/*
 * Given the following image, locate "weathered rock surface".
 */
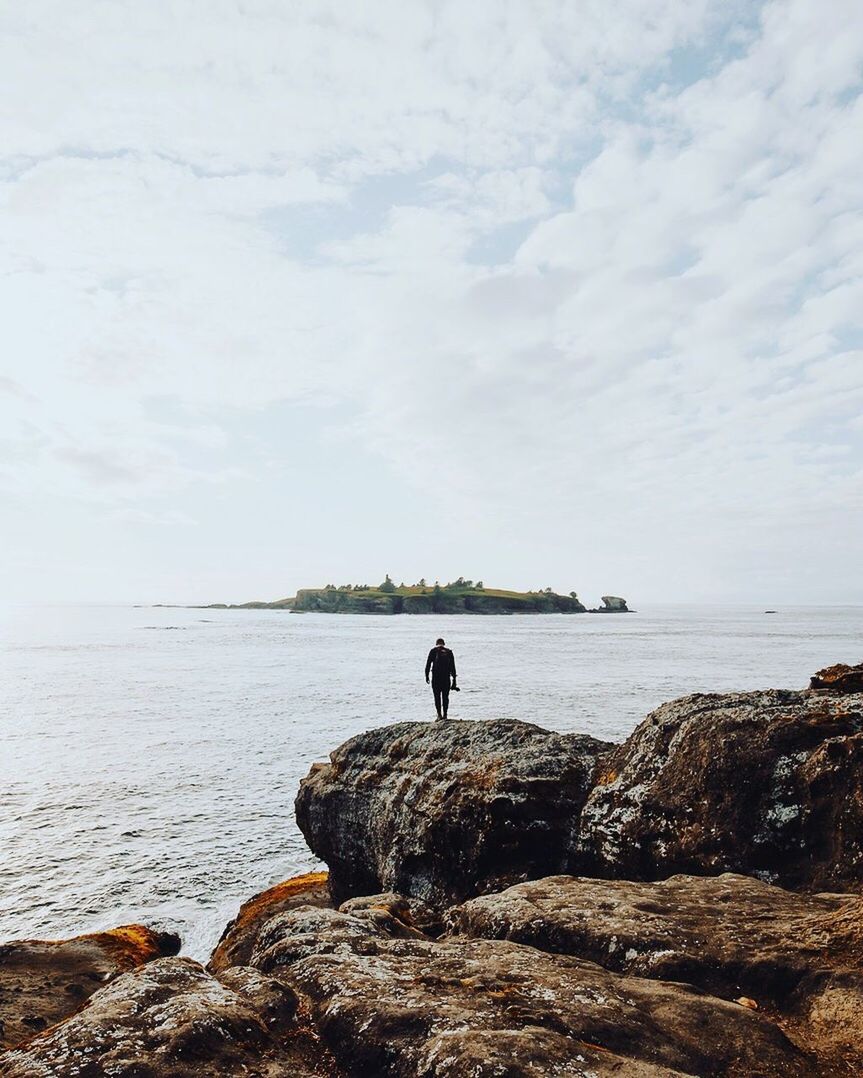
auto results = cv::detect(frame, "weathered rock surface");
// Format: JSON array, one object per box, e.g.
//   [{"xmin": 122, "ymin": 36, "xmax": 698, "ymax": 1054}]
[
  {"xmin": 2, "ymin": 957, "xmax": 343, "ymax": 1077},
  {"xmin": 0, "ymin": 925, "xmax": 180, "ymax": 1051},
  {"xmin": 250, "ymin": 904, "xmax": 431, "ymax": 971},
  {"xmin": 295, "ymin": 719, "xmax": 612, "ymax": 907},
  {"xmin": 810, "ymin": 661, "xmax": 863, "ymax": 694},
  {"xmin": 10, "ymin": 668, "xmax": 863, "ymax": 1076},
  {"xmin": 338, "ymin": 892, "xmax": 442, "ymax": 935},
  {"xmin": 575, "ymin": 688, "xmax": 863, "ymax": 891},
  {"xmin": 209, "ymin": 871, "xmax": 330, "ymax": 972},
  {"xmin": 247, "ymin": 905, "xmax": 814, "ymax": 1077},
  {"xmin": 446, "ymin": 872, "xmax": 863, "ymax": 1074},
  {"xmin": 592, "ymin": 595, "xmax": 630, "ymax": 612}
]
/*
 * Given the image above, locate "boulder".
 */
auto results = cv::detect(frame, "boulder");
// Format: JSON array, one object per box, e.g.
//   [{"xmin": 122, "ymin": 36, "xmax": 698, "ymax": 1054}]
[
  {"xmin": 810, "ymin": 662, "xmax": 863, "ymax": 694},
  {"xmin": 338, "ymin": 892, "xmax": 443, "ymax": 935},
  {"xmin": 0, "ymin": 924, "xmax": 180, "ymax": 1050},
  {"xmin": 295, "ymin": 719, "xmax": 612, "ymax": 907},
  {"xmin": 209, "ymin": 871, "xmax": 330, "ymax": 972},
  {"xmin": 574, "ymin": 688, "xmax": 863, "ymax": 891},
  {"xmin": 2, "ymin": 957, "xmax": 342, "ymax": 1077},
  {"xmin": 247, "ymin": 906, "xmax": 814, "ymax": 1077},
  {"xmin": 593, "ymin": 595, "xmax": 629, "ymax": 611},
  {"xmin": 446, "ymin": 872, "xmax": 863, "ymax": 1073},
  {"xmin": 250, "ymin": 904, "xmax": 430, "ymax": 971}
]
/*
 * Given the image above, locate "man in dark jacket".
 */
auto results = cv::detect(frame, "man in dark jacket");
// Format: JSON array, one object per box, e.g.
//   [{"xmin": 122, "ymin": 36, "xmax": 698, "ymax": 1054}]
[{"xmin": 425, "ymin": 637, "xmax": 457, "ymax": 720}]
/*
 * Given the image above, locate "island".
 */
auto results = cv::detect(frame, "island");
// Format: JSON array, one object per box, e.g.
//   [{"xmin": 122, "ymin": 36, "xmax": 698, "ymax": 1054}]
[{"xmin": 200, "ymin": 577, "xmax": 631, "ymax": 614}]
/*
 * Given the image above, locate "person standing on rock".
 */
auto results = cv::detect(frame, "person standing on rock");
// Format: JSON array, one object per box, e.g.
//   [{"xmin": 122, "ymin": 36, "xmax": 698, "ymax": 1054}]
[{"xmin": 425, "ymin": 637, "xmax": 458, "ymax": 720}]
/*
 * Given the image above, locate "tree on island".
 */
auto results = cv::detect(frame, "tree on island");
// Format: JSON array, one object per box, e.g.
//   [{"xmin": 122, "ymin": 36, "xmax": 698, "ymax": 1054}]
[
  {"xmin": 379, "ymin": 574, "xmax": 396, "ymax": 593},
  {"xmin": 445, "ymin": 577, "xmax": 473, "ymax": 590},
  {"xmin": 476, "ymin": 581, "xmax": 484, "ymax": 590}
]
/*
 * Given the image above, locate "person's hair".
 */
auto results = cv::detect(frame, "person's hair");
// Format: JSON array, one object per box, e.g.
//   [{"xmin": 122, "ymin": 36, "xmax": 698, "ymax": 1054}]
[{"xmin": 436, "ymin": 637, "xmax": 445, "ymax": 645}]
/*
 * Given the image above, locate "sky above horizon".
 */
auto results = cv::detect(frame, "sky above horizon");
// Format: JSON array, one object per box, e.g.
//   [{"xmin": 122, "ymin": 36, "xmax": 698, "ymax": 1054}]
[{"xmin": 1, "ymin": 0, "xmax": 862, "ymax": 606}]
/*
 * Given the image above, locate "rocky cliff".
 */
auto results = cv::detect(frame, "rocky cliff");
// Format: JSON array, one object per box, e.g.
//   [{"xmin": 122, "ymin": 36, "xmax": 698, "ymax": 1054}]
[
  {"xmin": 295, "ymin": 719, "xmax": 612, "ymax": 906},
  {"xmin": 284, "ymin": 585, "xmax": 590, "ymax": 615},
  {"xmin": 206, "ymin": 579, "xmax": 631, "ymax": 614},
  {"xmin": 4, "ymin": 662, "xmax": 863, "ymax": 1076},
  {"xmin": 297, "ymin": 680, "xmax": 863, "ymax": 901}
]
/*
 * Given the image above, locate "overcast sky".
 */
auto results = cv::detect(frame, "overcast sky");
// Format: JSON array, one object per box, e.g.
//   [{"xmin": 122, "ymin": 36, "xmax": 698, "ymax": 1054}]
[{"xmin": 1, "ymin": 0, "xmax": 861, "ymax": 606}]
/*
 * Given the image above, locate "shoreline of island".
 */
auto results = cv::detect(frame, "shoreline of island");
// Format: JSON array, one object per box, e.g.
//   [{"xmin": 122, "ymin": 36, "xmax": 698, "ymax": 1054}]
[{"xmin": 158, "ymin": 576, "xmax": 633, "ymax": 615}]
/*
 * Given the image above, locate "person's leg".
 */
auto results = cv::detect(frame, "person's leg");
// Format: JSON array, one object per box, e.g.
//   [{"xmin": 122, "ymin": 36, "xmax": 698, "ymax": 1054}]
[
  {"xmin": 441, "ymin": 684, "xmax": 450, "ymax": 719},
  {"xmin": 433, "ymin": 684, "xmax": 442, "ymax": 719}
]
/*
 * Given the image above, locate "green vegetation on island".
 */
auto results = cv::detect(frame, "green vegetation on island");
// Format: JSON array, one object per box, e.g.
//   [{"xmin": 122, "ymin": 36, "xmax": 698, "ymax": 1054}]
[{"xmin": 207, "ymin": 577, "xmax": 630, "ymax": 615}]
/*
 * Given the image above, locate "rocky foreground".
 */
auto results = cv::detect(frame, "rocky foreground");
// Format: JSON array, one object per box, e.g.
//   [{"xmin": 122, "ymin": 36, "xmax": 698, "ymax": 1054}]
[{"xmin": 2, "ymin": 662, "xmax": 862, "ymax": 1076}]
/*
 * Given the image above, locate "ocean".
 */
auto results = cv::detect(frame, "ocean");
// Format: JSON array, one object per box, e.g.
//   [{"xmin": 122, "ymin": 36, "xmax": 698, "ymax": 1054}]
[{"xmin": 1, "ymin": 602, "xmax": 861, "ymax": 959}]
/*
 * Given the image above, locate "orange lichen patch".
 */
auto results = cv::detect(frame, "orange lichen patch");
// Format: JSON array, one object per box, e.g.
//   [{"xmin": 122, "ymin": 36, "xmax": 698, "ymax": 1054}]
[
  {"xmin": 233, "ymin": 872, "xmax": 329, "ymax": 931},
  {"xmin": 594, "ymin": 768, "xmax": 618, "ymax": 787},
  {"xmin": 209, "ymin": 871, "xmax": 332, "ymax": 970},
  {"xmin": 813, "ymin": 664, "xmax": 854, "ymax": 683},
  {"xmin": 0, "ymin": 927, "xmax": 179, "ymax": 1051},
  {"xmin": 810, "ymin": 663, "xmax": 863, "ymax": 694},
  {"xmin": 14, "ymin": 925, "xmax": 175, "ymax": 969},
  {"xmin": 92, "ymin": 925, "xmax": 178, "ymax": 967}
]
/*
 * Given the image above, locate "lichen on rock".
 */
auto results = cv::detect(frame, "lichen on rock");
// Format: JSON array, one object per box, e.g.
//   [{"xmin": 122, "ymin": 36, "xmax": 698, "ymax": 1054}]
[
  {"xmin": 2, "ymin": 957, "xmax": 341, "ymax": 1077},
  {"xmin": 295, "ymin": 719, "xmax": 613, "ymax": 907},
  {"xmin": 209, "ymin": 871, "xmax": 330, "ymax": 972},
  {"xmin": 445, "ymin": 871, "xmax": 863, "ymax": 1073},
  {"xmin": 573, "ymin": 688, "xmax": 863, "ymax": 891},
  {"xmin": 0, "ymin": 924, "xmax": 180, "ymax": 1051},
  {"xmin": 240, "ymin": 905, "xmax": 814, "ymax": 1077}
]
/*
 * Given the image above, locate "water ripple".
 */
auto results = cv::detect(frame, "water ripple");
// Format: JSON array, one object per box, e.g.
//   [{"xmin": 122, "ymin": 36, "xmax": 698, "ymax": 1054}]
[{"xmin": 1, "ymin": 602, "xmax": 861, "ymax": 959}]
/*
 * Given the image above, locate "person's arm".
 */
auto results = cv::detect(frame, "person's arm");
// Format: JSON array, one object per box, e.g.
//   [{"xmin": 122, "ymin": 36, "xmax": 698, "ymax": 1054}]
[
  {"xmin": 450, "ymin": 650, "xmax": 457, "ymax": 684},
  {"xmin": 425, "ymin": 649, "xmax": 434, "ymax": 683}
]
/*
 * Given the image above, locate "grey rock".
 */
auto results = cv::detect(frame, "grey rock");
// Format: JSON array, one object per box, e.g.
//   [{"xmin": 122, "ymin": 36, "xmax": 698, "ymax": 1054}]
[
  {"xmin": 446, "ymin": 872, "xmax": 863, "ymax": 1074},
  {"xmin": 0, "ymin": 925, "xmax": 179, "ymax": 1051},
  {"xmin": 295, "ymin": 719, "xmax": 612, "ymax": 907},
  {"xmin": 2, "ymin": 956, "xmax": 342, "ymax": 1077},
  {"xmin": 338, "ymin": 892, "xmax": 443, "ymax": 935},
  {"xmin": 247, "ymin": 906, "xmax": 814, "ymax": 1077},
  {"xmin": 574, "ymin": 689, "xmax": 863, "ymax": 892},
  {"xmin": 209, "ymin": 871, "xmax": 330, "ymax": 972}
]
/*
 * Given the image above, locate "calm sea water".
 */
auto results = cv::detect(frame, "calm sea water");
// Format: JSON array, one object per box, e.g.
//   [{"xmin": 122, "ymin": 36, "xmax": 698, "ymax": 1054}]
[{"xmin": 1, "ymin": 603, "xmax": 861, "ymax": 959}]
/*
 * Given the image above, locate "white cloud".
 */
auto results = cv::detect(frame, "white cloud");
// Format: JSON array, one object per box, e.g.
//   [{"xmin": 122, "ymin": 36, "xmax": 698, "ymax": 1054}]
[{"xmin": 0, "ymin": 0, "xmax": 861, "ymax": 602}]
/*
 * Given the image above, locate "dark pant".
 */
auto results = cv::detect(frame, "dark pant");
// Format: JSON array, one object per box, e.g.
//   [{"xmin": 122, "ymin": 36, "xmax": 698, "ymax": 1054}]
[{"xmin": 432, "ymin": 681, "xmax": 450, "ymax": 717}]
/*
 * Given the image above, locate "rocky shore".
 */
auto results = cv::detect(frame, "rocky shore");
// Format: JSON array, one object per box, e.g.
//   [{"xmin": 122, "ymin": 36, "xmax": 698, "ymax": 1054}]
[
  {"xmin": 196, "ymin": 578, "xmax": 631, "ymax": 615},
  {"xmin": 3, "ymin": 662, "xmax": 861, "ymax": 1076}
]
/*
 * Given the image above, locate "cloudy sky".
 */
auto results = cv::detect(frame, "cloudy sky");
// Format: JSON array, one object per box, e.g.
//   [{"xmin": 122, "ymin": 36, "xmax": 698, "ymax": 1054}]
[{"xmin": 1, "ymin": 0, "xmax": 861, "ymax": 605}]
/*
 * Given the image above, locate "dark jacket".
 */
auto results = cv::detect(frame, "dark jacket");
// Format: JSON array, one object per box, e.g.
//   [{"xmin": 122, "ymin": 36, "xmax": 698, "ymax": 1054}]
[{"xmin": 425, "ymin": 646, "xmax": 457, "ymax": 685}]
